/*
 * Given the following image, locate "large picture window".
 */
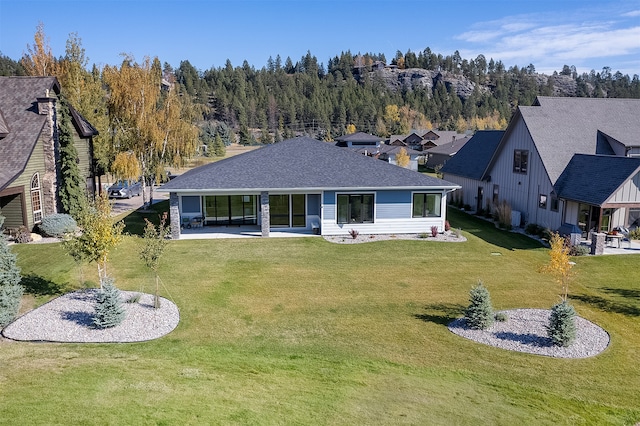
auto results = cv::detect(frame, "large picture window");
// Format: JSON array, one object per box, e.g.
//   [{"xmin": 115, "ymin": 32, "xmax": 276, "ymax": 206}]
[
  {"xmin": 412, "ymin": 193, "xmax": 442, "ymax": 218},
  {"xmin": 337, "ymin": 194, "xmax": 374, "ymax": 224},
  {"xmin": 513, "ymin": 150, "xmax": 528, "ymax": 174}
]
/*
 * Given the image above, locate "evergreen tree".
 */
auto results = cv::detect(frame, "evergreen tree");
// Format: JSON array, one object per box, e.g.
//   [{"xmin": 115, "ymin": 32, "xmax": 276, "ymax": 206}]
[
  {"xmin": 0, "ymin": 232, "xmax": 23, "ymax": 327},
  {"xmin": 464, "ymin": 281, "xmax": 494, "ymax": 330},
  {"xmin": 93, "ymin": 276, "xmax": 126, "ymax": 328},
  {"xmin": 213, "ymin": 133, "xmax": 226, "ymax": 157},
  {"xmin": 547, "ymin": 300, "xmax": 577, "ymax": 347},
  {"xmin": 58, "ymin": 99, "xmax": 87, "ymax": 220}
]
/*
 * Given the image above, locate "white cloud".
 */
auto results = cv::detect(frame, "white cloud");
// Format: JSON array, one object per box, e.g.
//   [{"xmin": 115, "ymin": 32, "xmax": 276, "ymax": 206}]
[
  {"xmin": 622, "ymin": 10, "xmax": 640, "ymax": 17},
  {"xmin": 454, "ymin": 10, "xmax": 640, "ymax": 75}
]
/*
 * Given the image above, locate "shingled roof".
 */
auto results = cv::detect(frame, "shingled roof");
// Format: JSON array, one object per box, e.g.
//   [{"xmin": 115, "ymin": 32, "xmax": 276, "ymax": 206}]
[
  {"xmin": 159, "ymin": 136, "xmax": 459, "ymax": 192},
  {"xmin": 440, "ymin": 130, "xmax": 504, "ymax": 180},
  {"xmin": 0, "ymin": 76, "xmax": 60, "ymax": 190},
  {"xmin": 554, "ymin": 154, "xmax": 640, "ymax": 206},
  {"xmin": 513, "ymin": 97, "xmax": 640, "ymax": 184}
]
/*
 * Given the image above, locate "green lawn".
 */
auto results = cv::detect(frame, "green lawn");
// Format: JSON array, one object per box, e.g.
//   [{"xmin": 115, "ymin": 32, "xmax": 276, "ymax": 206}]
[{"xmin": 1, "ymin": 208, "xmax": 639, "ymax": 425}]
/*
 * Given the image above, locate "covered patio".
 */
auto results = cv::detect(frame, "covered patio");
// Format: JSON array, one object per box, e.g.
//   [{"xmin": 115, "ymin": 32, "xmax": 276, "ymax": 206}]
[{"xmin": 178, "ymin": 225, "xmax": 320, "ymax": 240}]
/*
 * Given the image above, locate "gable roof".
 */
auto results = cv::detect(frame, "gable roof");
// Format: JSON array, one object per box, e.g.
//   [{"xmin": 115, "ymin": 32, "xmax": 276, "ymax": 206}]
[
  {"xmin": 0, "ymin": 76, "xmax": 60, "ymax": 190},
  {"xmin": 554, "ymin": 154, "xmax": 640, "ymax": 206},
  {"xmin": 512, "ymin": 96, "xmax": 640, "ymax": 184},
  {"xmin": 440, "ymin": 131, "xmax": 504, "ymax": 180},
  {"xmin": 427, "ymin": 136, "xmax": 471, "ymax": 156},
  {"xmin": 335, "ymin": 131, "xmax": 383, "ymax": 143},
  {"xmin": 159, "ymin": 136, "xmax": 459, "ymax": 193}
]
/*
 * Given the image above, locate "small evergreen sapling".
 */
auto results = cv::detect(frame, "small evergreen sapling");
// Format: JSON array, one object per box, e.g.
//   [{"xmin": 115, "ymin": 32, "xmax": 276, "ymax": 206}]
[
  {"xmin": 0, "ymin": 233, "xmax": 23, "ymax": 327},
  {"xmin": 93, "ymin": 276, "xmax": 126, "ymax": 329},
  {"xmin": 465, "ymin": 280, "xmax": 494, "ymax": 330},
  {"xmin": 547, "ymin": 300, "xmax": 577, "ymax": 347}
]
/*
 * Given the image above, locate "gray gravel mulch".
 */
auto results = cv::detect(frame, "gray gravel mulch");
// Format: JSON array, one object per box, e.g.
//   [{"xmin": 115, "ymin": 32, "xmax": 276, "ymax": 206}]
[
  {"xmin": 2, "ymin": 289, "xmax": 179, "ymax": 343},
  {"xmin": 448, "ymin": 309, "xmax": 610, "ymax": 358}
]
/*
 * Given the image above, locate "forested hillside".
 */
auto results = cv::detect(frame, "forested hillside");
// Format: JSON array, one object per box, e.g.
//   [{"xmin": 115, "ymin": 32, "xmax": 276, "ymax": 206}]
[{"xmin": 2, "ymin": 45, "xmax": 639, "ymax": 160}]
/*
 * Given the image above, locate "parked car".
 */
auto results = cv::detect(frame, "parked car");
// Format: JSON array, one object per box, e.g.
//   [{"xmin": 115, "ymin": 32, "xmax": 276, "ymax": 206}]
[{"xmin": 107, "ymin": 180, "xmax": 142, "ymax": 199}]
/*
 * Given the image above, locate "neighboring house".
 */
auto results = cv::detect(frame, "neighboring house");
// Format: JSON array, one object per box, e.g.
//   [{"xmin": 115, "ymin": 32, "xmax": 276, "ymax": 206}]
[
  {"xmin": 158, "ymin": 136, "xmax": 460, "ymax": 239},
  {"xmin": 425, "ymin": 136, "xmax": 471, "ymax": 169},
  {"xmin": 441, "ymin": 97, "xmax": 640, "ymax": 236},
  {"xmin": 335, "ymin": 132, "xmax": 383, "ymax": 149},
  {"xmin": 390, "ymin": 129, "xmax": 467, "ymax": 151},
  {"xmin": 377, "ymin": 145, "xmax": 421, "ymax": 171},
  {"xmin": 0, "ymin": 76, "xmax": 98, "ymax": 231}
]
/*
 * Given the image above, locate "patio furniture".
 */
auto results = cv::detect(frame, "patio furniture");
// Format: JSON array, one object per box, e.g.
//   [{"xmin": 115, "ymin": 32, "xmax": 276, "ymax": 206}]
[
  {"xmin": 605, "ymin": 233, "xmax": 623, "ymax": 248},
  {"xmin": 190, "ymin": 216, "xmax": 204, "ymax": 228}
]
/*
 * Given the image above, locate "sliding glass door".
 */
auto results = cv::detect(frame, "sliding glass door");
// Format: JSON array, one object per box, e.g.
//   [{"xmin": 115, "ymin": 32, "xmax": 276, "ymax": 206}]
[
  {"xmin": 269, "ymin": 194, "xmax": 306, "ymax": 228},
  {"xmin": 204, "ymin": 195, "xmax": 257, "ymax": 225}
]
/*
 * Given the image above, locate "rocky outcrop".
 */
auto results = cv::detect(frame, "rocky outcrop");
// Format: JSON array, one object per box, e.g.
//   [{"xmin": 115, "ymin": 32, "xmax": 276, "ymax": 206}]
[{"xmin": 365, "ymin": 67, "xmax": 593, "ymax": 100}]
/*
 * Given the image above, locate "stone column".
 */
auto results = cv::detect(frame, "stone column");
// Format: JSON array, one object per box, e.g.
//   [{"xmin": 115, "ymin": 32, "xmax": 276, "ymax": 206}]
[
  {"xmin": 260, "ymin": 191, "xmax": 270, "ymax": 237},
  {"xmin": 590, "ymin": 232, "xmax": 605, "ymax": 255},
  {"xmin": 169, "ymin": 192, "xmax": 181, "ymax": 240},
  {"xmin": 38, "ymin": 96, "xmax": 59, "ymax": 216}
]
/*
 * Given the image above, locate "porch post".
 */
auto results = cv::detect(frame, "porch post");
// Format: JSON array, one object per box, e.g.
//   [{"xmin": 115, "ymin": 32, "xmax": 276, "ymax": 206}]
[
  {"xmin": 261, "ymin": 191, "xmax": 270, "ymax": 237},
  {"xmin": 169, "ymin": 192, "xmax": 181, "ymax": 240}
]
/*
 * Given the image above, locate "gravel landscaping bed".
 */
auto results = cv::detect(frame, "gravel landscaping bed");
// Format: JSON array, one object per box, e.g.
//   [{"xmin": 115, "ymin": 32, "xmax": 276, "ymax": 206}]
[
  {"xmin": 324, "ymin": 231, "xmax": 466, "ymax": 244},
  {"xmin": 2, "ymin": 290, "xmax": 179, "ymax": 343},
  {"xmin": 448, "ymin": 309, "xmax": 610, "ymax": 358}
]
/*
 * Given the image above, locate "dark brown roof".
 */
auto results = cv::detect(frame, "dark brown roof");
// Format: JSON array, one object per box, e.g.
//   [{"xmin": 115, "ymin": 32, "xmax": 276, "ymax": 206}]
[{"xmin": 0, "ymin": 76, "xmax": 60, "ymax": 190}]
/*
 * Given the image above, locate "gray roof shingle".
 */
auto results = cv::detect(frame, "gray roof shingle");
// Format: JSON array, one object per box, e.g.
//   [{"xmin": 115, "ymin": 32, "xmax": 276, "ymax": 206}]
[
  {"xmin": 554, "ymin": 154, "xmax": 640, "ymax": 206},
  {"xmin": 0, "ymin": 76, "xmax": 60, "ymax": 190},
  {"xmin": 519, "ymin": 97, "xmax": 640, "ymax": 184},
  {"xmin": 160, "ymin": 136, "xmax": 459, "ymax": 192},
  {"xmin": 440, "ymin": 131, "xmax": 504, "ymax": 180}
]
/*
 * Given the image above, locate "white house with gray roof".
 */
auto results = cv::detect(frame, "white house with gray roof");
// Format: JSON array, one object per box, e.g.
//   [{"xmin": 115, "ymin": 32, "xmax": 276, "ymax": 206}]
[
  {"xmin": 158, "ymin": 136, "xmax": 460, "ymax": 239},
  {"xmin": 442, "ymin": 97, "xmax": 640, "ymax": 237}
]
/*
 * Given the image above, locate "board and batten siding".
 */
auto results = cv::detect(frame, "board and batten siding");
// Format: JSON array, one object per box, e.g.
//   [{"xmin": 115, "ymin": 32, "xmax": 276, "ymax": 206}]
[
  {"xmin": 440, "ymin": 175, "xmax": 481, "ymax": 210},
  {"xmin": 607, "ymin": 172, "xmax": 640, "ymax": 204},
  {"xmin": 321, "ymin": 189, "xmax": 448, "ymax": 236},
  {"xmin": 487, "ymin": 117, "xmax": 562, "ymax": 230}
]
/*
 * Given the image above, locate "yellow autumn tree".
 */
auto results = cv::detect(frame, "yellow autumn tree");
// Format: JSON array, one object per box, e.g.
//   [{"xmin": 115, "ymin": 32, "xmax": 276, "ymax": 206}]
[
  {"xmin": 540, "ymin": 232, "xmax": 574, "ymax": 301},
  {"xmin": 20, "ymin": 22, "xmax": 58, "ymax": 77},
  {"xmin": 103, "ymin": 56, "xmax": 198, "ymax": 208},
  {"xmin": 63, "ymin": 192, "xmax": 124, "ymax": 286},
  {"xmin": 395, "ymin": 147, "xmax": 410, "ymax": 168},
  {"xmin": 346, "ymin": 123, "xmax": 356, "ymax": 134}
]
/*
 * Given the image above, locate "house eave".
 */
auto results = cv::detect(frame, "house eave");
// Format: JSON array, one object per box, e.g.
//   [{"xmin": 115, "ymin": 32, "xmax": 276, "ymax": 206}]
[{"xmin": 157, "ymin": 185, "xmax": 461, "ymax": 194}]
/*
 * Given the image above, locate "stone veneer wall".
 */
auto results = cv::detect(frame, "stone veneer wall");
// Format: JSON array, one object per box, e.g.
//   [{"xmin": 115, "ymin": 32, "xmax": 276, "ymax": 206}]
[
  {"xmin": 37, "ymin": 96, "xmax": 59, "ymax": 217},
  {"xmin": 170, "ymin": 192, "xmax": 180, "ymax": 239},
  {"xmin": 261, "ymin": 191, "xmax": 270, "ymax": 237}
]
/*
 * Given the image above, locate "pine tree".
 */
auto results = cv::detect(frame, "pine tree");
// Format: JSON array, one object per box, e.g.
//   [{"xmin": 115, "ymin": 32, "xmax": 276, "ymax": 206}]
[
  {"xmin": 0, "ymin": 233, "xmax": 23, "ymax": 327},
  {"xmin": 547, "ymin": 300, "xmax": 577, "ymax": 347},
  {"xmin": 465, "ymin": 280, "xmax": 494, "ymax": 330},
  {"xmin": 93, "ymin": 276, "xmax": 126, "ymax": 328},
  {"xmin": 58, "ymin": 99, "xmax": 87, "ymax": 220}
]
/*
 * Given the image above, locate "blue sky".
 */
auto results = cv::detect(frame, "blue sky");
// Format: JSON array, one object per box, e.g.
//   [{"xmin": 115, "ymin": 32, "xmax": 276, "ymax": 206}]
[{"xmin": 1, "ymin": 0, "xmax": 639, "ymax": 76}]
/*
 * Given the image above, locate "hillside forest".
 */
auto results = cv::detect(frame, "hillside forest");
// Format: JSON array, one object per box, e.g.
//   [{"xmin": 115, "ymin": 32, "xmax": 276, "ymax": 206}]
[{"xmin": 2, "ymin": 24, "xmax": 639, "ymax": 181}]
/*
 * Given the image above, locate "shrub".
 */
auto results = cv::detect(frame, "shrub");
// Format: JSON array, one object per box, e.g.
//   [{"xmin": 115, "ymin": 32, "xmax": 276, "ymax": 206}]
[
  {"xmin": 14, "ymin": 226, "xmax": 32, "ymax": 244},
  {"xmin": 463, "ymin": 204, "xmax": 472, "ymax": 211},
  {"xmin": 0, "ymin": 234, "xmax": 23, "ymax": 327},
  {"xmin": 454, "ymin": 228, "xmax": 461, "ymax": 239},
  {"xmin": 93, "ymin": 276, "xmax": 126, "ymax": 329},
  {"xmin": 431, "ymin": 226, "xmax": 439, "ymax": 237},
  {"xmin": 525, "ymin": 223, "xmax": 542, "ymax": 235},
  {"xmin": 629, "ymin": 228, "xmax": 640, "ymax": 240},
  {"xmin": 494, "ymin": 312, "xmax": 508, "ymax": 322},
  {"xmin": 465, "ymin": 281, "xmax": 494, "ymax": 330},
  {"xmin": 444, "ymin": 220, "xmax": 450, "ymax": 232},
  {"xmin": 547, "ymin": 300, "xmax": 577, "ymax": 347},
  {"xmin": 418, "ymin": 233, "xmax": 429, "ymax": 239},
  {"xmin": 38, "ymin": 213, "xmax": 78, "ymax": 237},
  {"xmin": 494, "ymin": 200, "xmax": 512, "ymax": 229},
  {"xmin": 349, "ymin": 229, "xmax": 359, "ymax": 239}
]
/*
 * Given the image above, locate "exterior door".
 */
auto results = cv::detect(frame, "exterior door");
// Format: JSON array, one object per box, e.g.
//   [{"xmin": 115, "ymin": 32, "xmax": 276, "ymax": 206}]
[{"xmin": 476, "ymin": 187, "xmax": 484, "ymax": 212}]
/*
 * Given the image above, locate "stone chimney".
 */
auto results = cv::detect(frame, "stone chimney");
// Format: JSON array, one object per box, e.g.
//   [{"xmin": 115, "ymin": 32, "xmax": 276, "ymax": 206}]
[{"xmin": 37, "ymin": 91, "xmax": 59, "ymax": 216}]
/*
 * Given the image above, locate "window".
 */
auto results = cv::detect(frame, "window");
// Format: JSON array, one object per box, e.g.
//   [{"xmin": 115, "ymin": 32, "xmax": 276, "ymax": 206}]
[
  {"xmin": 31, "ymin": 173, "xmax": 42, "ymax": 223},
  {"xmin": 539, "ymin": 194, "xmax": 547, "ymax": 209},
  {"xmin": 337, "ymin": 194, "xmax": 374, "ymax": 224},
  {"xmin": 181, "ymin": 196, "xmax": 201, "ymax": 214},
  {"xmin": 550, "ymin": 194, "xmax": 559, "ymax": 212},
  {"xmin": 492, "ymin": 185, "xmax": 499, "ymax": 204},
  {"xmin": 269, "ymin": 194, "xmax": 306, "ymax": 227},
  {"xmin": 513, "ymin": 150, "xmax": 528, "ymax": 174},
  {"xmin": 412, "ymin": 193, "xmax": 442, "ymax": 218}
]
